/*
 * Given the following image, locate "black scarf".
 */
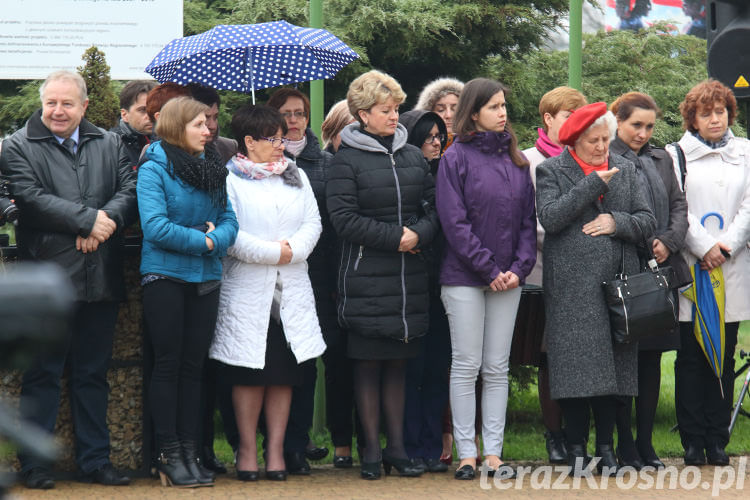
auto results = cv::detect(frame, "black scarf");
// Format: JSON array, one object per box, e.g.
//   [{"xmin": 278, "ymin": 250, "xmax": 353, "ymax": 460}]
[{"xmin": 161, "ymin": 141, "xmax": 228, "ymax": 209}]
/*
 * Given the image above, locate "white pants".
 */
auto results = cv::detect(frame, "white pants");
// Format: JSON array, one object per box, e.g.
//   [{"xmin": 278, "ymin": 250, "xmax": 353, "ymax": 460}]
[{"xmin": 441, "ymin": 285, "xmax": 522, "ymax": 459}]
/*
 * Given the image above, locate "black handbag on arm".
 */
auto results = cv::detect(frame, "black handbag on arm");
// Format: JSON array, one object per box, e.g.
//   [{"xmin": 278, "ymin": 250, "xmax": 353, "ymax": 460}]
[{"xmin": 602, "ymin": 232, "xmax": 678, "ymax": 344}]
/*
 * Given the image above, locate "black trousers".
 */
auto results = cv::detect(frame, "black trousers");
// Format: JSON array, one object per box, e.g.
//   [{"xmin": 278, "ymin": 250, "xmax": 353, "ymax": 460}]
[
  {"xmin": 143, "ymin": 280, "xmax": 219, "ymax": 443},
  {"xmin": 404, "ymin": 297, "xmax": 451, "ymax": 460},
  {"xmin": 559, "ymin": 395, "xmax": 617, "ymax": 446},
  {"xmin": 283, "ymin": 359, "xmax": 317, "ymax": 454},
  {"xmin": 322, "ymin": 322, "xmax": 358, "ymax": 448},
  {"xmin": 18, "ymin": 301, "xmax": 119, "ymax": 474},
  {"xmin": 675, "ymin": 321, "xmax": 738, "ymax": 449}
]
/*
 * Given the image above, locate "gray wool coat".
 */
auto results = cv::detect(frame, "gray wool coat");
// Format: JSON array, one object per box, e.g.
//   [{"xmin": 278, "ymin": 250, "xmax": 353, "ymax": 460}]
[{"xmin": 536, "ymin": 150, "xmax": 656, "ymax": 399}]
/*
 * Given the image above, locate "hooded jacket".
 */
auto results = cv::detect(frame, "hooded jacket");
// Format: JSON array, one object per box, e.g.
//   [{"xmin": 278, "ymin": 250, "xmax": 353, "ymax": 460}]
[
  {"xmin": 0, "ymin": 110, "xmax": 137, "ymax": 302},
  {"xmin": 436, "ymin": 132, "xmax": 537, "ymax": 287},
  {"xmin": 415, "ymin": 78, "xmax": 464, "ymax": 113},
  {"xmin": 667, "ymin": 131, "xmax": 750, "ymax": 323},
  {"xmin": 326, "ymin": 123, "xmax": 440, "ymax": 342}
]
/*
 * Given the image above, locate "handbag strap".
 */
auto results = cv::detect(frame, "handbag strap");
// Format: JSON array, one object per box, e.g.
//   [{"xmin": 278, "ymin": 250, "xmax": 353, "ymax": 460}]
[{"xmin": 670, "ymin": 142, "xmax": 687, "ymax": 191}]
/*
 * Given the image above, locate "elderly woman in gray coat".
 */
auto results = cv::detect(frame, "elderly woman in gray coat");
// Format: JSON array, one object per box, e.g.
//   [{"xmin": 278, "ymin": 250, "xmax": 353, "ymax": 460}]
[{"xmin": 535, "ymin": 102, "xmax": 655, "ymax": 476}]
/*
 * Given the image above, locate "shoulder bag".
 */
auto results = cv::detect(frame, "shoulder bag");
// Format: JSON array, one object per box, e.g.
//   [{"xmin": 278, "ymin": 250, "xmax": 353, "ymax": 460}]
[{"xmin": 602, "ymin": 229, "xmax": 678, "ymax": 344}]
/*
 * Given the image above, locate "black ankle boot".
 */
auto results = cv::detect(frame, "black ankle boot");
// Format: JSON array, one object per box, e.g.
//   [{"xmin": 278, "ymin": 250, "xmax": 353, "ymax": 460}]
[
  {"xmin": 545, "ymin": 431, "xmax": 568, "ymax": 464},
  {"xmin": 567, "ymin": 443, "xmax": 591, "ymax": 477},
  {"xmin": 182, "ymin": 440, "xmax": 215, "ymax": 485},
  {"xmin": 157, "ymin": 439, "xmax": 199, "ymax": 488},
  {"xmin": 595, "ymin": 444, "xmax": 618, "ymax": 476}
]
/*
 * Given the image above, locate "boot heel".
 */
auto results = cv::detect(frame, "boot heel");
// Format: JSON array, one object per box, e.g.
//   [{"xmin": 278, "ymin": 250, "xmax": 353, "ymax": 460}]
[
  {"xmin": 383, "ymin": 462, "xmax": 392, "ymax": 475},
  {"xmin": 159, "ymin": 471, "xmax": 169, "ymax": 487}
]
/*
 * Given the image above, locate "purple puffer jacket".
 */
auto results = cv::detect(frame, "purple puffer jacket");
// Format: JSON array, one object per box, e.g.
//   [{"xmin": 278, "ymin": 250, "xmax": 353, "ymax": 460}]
[{"xmin": 436, "ymin": 131, "xmax": 537, "ymax": 287}]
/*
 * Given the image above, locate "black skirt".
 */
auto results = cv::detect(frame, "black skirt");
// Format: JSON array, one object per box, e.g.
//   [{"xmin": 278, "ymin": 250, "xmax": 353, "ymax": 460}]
[
  {"xmin": 347, "ymin": 331, "xmax": 421, "ymax": 360},
  {"xmin": 216, "ymin": 318, "xmax": 303, "ymax": 386}
]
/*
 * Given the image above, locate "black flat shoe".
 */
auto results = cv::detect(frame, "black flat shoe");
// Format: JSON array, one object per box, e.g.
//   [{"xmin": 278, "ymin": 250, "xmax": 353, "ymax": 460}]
[
  {"xmin": 454, "ymin": 464, "xmax": 475, "ymax": 480},
  {"xmin": 616, "ymin": 446, "xmax": 644, "ymax": 470},
  {"xmin": 203, "ymin": 447, "xmax": 228, "ymax": 474},
  {"xmin": 424, "ymin": 458, "xmax": 448, "ymax": 473},
  {"xmin": 265, "ymin": 469, "xmax": 288, "ymax": 481},
  {"xmin": 684, "ymin": 444, "xmax": 706, "ymax": 466},
  {"xmin": 381, "ymin": 452, "xmax": 423, "ymax": 477},
  {"xmin": 237, "ymin": 470, "xmax": 259, "ymax": 481},
  {"xmin": 333, "ymin": 455, "xmax": 353, "ymax": 468},
  {"xmin": 545, "ymin": 431, "xmax": 568, "ymax": 464},
  {"xmin": 285, "ymin": 451, "xmax": 311, "ymax": 475},
  {"xmin": 360, "ymin": 461, "xmax": 381, "ymax": 480},
  {"xmin": 482, "ymin": 462, "xmax": 516, "ymax": 479},
  {"xmin": 305, "ymin": 445, "xmax": 329, "ymax": 461},
  {"xmin": 23, "ymin": 468, "xmax": 54, "ymax": 490},
  {"xmin": 636, "ymin": 442, "xmax": 665, "ymax": 469},
  {"xmin": 78, "ymin": 463, "xmax": 131, "ymax": 486},
  {"xmin": 706, "ymin": 444, "xmax": 730, "ymax": 466}
]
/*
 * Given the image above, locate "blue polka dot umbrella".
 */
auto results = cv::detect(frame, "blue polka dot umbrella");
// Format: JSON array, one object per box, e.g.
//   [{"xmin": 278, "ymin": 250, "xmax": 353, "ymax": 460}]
[{"xmin": 145, "ymin": 20, "xmax": 360, "ymax": 103}]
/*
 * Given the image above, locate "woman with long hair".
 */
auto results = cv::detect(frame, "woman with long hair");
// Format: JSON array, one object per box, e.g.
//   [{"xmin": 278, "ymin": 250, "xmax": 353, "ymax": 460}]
[
  {"xmin": 610, "ymin": 92, "xmax": 689, "ymax": 469},
  {"xmin": 436, "ymin": 78, "xmax": 537, "ymax": 480}
]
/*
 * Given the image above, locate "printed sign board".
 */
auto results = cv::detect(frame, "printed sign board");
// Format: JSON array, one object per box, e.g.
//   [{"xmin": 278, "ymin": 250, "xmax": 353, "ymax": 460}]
[{"xmin": 0, "ymin": 0, "xmax": 182, "ymax": 80}]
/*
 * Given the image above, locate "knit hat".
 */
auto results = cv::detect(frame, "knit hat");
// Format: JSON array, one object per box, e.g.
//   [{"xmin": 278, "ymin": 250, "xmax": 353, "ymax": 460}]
[{"xmin": 557, "ymin": 102, "xmax": 608, "ymax": 146}]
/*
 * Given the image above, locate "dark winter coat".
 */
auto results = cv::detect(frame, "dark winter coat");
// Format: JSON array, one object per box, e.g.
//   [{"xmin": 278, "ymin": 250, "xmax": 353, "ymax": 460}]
[
  {"xmin": 536, "ymin": 149, "xmax": 655, "ymax": 399},
  {"xmin": 285, "ymin": 128, "xmax": 337, "ymax": 333},
  {"xmin": 610, "ymin": 138, "xmax": 689, "ymax": 352},
  {"xmin": 326, "ymin": 123, "xmax": 440, "ymax": 342},
  {"xmin": 398, "ymin": 109, "xmax": 448, "ymax": 296},
  {"xmin": 110, "ymin": 118, "xmax": 153, "ymax": 168},
  {"xmin": 0, "ymin": 110, "xmax": 137, "ymax": 302}
]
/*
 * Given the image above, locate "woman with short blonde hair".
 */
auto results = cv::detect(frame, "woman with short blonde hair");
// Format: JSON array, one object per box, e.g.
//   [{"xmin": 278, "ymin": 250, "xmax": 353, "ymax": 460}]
[{"xmin": 327, "ymin": 69, "xmax": 440, "ymax": 480}]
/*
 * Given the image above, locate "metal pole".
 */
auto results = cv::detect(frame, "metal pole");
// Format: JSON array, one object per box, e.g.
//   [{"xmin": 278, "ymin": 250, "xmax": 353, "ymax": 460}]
[
  {"xmin": 569, "ymin": 0, "xmax": 583, "ymax": 91},
  {"xmin": 309, "ymin": 0, "xmax": 326, "ymax": 437},
  {"xmin": 309, "ymin": 0, "xmax": 324, "ymax": 139}
]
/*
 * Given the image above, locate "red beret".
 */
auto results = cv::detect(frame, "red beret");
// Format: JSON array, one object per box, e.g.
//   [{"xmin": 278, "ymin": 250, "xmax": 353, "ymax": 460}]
[{"xmin": 557, "ymin": 102, "xmax": 608, "ymax": 146}]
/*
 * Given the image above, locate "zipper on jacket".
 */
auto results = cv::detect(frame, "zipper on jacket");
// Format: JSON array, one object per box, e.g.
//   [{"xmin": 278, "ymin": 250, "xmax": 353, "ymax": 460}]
[
  {"xmin": 389, "ymin": 153, "xmax": 409, "ymax": 343},
  {"xmin": 338, "ymin": 241, "xmax": 354, "ymax": 326},
  {"xmin": 354, "ymin": 245, "xmax": 364, "ymax": 270}
]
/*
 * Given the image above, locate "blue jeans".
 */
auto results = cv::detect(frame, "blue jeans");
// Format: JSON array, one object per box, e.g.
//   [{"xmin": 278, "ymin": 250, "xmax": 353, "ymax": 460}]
[{"xmin": 19, "ymin": 301, "xmax": 119, "ymax": 474}]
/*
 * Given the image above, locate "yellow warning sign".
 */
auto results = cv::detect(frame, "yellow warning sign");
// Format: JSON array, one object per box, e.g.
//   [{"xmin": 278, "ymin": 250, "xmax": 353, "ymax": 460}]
[{"xmin": 735, "ymin": 76, "xmax": 749, "ymax": 88}]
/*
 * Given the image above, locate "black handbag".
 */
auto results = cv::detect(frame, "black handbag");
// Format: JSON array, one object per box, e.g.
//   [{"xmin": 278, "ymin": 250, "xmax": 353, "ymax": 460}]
[{"xmin": 602, "ymin": 244, "xmax": 678, "ymax": 344}]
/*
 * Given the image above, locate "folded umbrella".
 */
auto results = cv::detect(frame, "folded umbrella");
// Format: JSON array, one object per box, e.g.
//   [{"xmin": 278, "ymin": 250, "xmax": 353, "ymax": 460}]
[{"xmin": 680, "ymin": 212, "xmax": 727, "ymax": 398}]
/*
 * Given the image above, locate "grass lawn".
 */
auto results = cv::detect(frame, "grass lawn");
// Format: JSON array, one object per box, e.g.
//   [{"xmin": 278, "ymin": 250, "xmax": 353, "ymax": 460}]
[{"xmin": 213, "ymin": 323, "xmax": 750, "ymax": 465}]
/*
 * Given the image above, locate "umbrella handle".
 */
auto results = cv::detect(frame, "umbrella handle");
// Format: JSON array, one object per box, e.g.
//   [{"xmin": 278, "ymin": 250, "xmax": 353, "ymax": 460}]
[{"xmin": 701, "ymin": 212, "xmax": 724, "ymax": 229}]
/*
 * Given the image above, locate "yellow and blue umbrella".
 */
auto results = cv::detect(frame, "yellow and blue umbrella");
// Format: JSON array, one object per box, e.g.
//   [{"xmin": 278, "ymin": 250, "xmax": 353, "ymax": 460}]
[{"xmin": 680, "ymin": 212, "xmax": 727, "ymax": 398}]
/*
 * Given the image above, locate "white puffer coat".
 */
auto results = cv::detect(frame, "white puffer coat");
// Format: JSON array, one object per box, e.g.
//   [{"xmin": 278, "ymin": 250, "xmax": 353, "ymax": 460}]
[
  {"xmin": 209, "ymin": 166, "xmax": 326, "ymax": 369},
  {"xmin": 667, "ymin": 131, "xmax": 750, "ymax": 322}
]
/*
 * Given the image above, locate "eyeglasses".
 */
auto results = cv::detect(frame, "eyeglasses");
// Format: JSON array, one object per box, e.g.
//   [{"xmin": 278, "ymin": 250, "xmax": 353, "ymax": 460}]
[
  {"xmin": 280, "ymin": 111, "xmax": 307, "ymax": 119},
  {"xmin": 260, "ymin": 136, "xmax": 289, "ymax": 147},
  {"xmin": 424, "ymin": 133, "xmax": 446, "ymax": 144}
]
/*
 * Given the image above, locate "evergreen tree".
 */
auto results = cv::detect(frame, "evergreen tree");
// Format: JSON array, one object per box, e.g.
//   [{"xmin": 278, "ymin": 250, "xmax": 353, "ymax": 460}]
[
  {"xmin": 483, "ymin": 25, "xmax": 734, "ymax": 148},
  {"xmin": 77, "ymin": 46, "xmax": 119, "ymax": 129}
]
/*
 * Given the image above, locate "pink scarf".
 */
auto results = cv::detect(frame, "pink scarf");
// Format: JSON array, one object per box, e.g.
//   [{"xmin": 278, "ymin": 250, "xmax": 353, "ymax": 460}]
[
  {"xmin": 228, "ymin": 153, "xmax": 288, "ymax": 180},
  {"xmin": 534, "ymin": 128, "xmax": 563, "ymax": 158}
]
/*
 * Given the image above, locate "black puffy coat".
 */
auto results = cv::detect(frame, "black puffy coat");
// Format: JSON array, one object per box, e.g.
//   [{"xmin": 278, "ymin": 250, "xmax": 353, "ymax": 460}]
[
  {"xmin": 326, "ymin": 123, "xmax": 440, "ymax": 341},
  {"xmin": 285, "ymin": 128, "xmax": 337, "ymax": 333},
  {"xmin": 0, "ymin": 111, "xmax": 137, "ymax": 302}
]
